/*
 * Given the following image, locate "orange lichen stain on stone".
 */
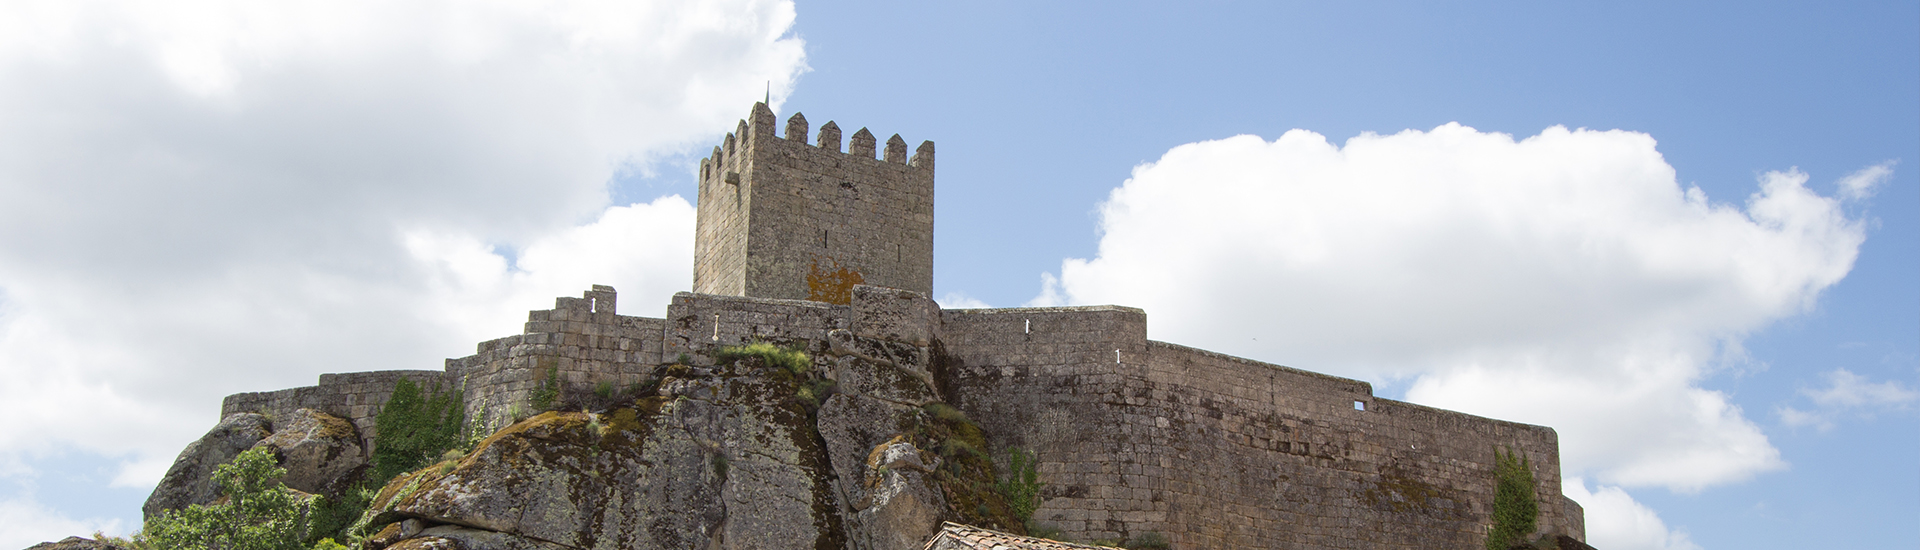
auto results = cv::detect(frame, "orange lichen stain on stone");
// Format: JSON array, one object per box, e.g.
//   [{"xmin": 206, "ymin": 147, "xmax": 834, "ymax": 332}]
[{"xmin": 807, "ymin": 257, "xmax": 864, "ymax": 305}]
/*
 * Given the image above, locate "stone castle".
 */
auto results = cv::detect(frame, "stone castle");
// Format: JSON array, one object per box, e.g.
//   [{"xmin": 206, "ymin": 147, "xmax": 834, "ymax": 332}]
[{"xmin": 211, "ymin": 103, "xmax": 1587, "ymax": 549}]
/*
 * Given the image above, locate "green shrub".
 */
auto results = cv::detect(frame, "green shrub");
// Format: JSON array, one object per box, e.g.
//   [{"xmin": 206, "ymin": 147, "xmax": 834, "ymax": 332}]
[
  {"xmin": 145, "ymin": 447, "xmax": 307, "ymax": 550},
  {"xmin": 370, "ymin": 378, "xmax": 465, "ymax": 484},
  {"xmin": 530, "ymin": 365, "xmax": 561, "ymax": 411},
  {"xmin": 310, "ymin": 539, "xmax": 349, "ymax": 550},
  {"xmin": 303, "ymin": 481, "xmax": 374, "ymax": 546},
  {"xmin": 996, "ymin": 448, "xmax": 1043, "ymax": 524},
  {"xmin": 712, "ymin": 342, "xmax": 810, "ymax": 374},
  {"xmin": 594, "ymin": 381, "xmax": 615, "ymax": 399},
  {"xmin": 1487, "ymin": 447, "xmax": 1539, "ymax": 550}
]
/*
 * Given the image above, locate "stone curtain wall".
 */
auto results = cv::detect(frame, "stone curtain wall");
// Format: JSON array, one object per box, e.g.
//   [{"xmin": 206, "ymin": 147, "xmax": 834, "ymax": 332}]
[
  {"xmin": 220, "ymin": 369, "xmax": 454, "ymax": 454},
  {"xmin": 693, "ymin": 103, "xmax": 935, "ymax": 301},
  {"xmin": 938, "ymin": 307, "xmax": 1584, "ymax": 549},
  {"xmin": 449, "ymin": 286, "xmax": 667, "ymax": 432},
  {"xmin": 1141, "ymin": 342, "xmax": 1578, "ymax": 548},
  {"xmin": 935, "ymin": 305, "xmax": 1157, "ymax": 544},
  {"xmin": 218, "ymin": 284, "xmax": 1586, "ymax": 548}
]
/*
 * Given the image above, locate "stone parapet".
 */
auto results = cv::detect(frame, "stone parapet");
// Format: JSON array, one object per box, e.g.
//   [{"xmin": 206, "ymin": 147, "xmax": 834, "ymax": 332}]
[
  {"xmin": 220, "ymin": 369, "xmax": 453, "ymax": 455},
  {"xmin": 450, "ymin": 286, "xmax": 666, "ymax": 431}
]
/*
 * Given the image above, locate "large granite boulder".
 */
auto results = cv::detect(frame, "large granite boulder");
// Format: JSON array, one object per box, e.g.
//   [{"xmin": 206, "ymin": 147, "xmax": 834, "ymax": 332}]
[
  {"xmin": 854, "ymin": 440, "xmax": 948, "ymax": 550},
  {"xmin": 251, "ymin": 408, "xmax": 364, "ymax": 493},
  {"xmin": 142, "ymin": 412, "xmax": 273, "ymax": 520},
  {"xmin": 811, "ymin": 333, "xmax": 953, "ymax": 550},
  {"xmin": 363, "ymin": 356, "xmax": 845, "ymax": 550}
]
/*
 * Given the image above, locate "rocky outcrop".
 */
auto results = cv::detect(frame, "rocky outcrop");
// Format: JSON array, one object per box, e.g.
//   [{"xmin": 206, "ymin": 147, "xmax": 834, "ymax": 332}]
[
  {"xmin": 251, "ymin": 408, "xmax": 364, "ymax": 494},
  {"xmin": 351, "ymin": 321, "xmax": 1005, "ymax": 550},
  {"xmin": 23, "ymin": 537, "xmax": 131, "ymax": 550},
  {"xmin": 142, "ymin": 412, "xmax": 273, "ymax": 520},
  {"xmin": 360, "ymin": 356, "xmax": 845, "ymax": 550},
  {"xmin": 853, "ymin": 440, "xmax": 947, "ymax": 550},
  {"xmin": 143, "ymin": 408, "xmax": 369, "ymax": 523}
]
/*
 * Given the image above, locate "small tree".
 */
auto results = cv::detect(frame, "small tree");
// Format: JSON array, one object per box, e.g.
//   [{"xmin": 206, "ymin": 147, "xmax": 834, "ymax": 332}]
[
  {"xmin": 371, "ymin": 378, "xmax": 465, "ymax": 482},
  {"xmin": 145, "ymin": 447, "xmax": 307, "ymax": 550},
  {"xmin": 996, "ymin": 448, "xmax": 1043, "ymax": 524},
  {"xmin": 1487, "ymin": 447, "xmax": 1539, "ymax": 550}
]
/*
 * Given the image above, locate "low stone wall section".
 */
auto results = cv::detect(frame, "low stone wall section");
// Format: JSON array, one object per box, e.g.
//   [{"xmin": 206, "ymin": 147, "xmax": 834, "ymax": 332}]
[
  {"xmin": 220, "ymin": 369, "xmax": 455, "ymax": 455},
  {"xmin": 450, "ymin": 286, "xmax": 668, "ymax": 431},
  {"xmin": 660, "ymin": 291, "xmax": 849, "ymax": 361}
]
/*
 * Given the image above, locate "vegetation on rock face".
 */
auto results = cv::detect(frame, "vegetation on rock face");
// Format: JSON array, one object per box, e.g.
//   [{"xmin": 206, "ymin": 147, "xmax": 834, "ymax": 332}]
[
  {"xmin": 997, "ymin": 447, "xmax": 1043, "ymax": 525},
  {"xmin": 287, "ymin": 379, "xmax": 470, "ymax": 546},
  {"xmin": 303, "ymin": 483, "xmax": 374, "ymax": 548},
  {"xmin": 370, "ymin": 379, "xmax": 465, "ymax": 483},
  {"xmin": 144, "ymin": 447, "xmax": 308, "ymax": 550},
  {"xmin": 1487, "ymin": 447, "xmax": 1539, "ymax": 550},
  {"xmin": 713, "ymin": 341, "xmax": 811, "ymax": 375},
  {"xmin": 530, "ymin": 361, "xmax": 561, "ymax": 412},
  {"xmin": 900, "ymin": 401, "xmax": 1019, "ymax": 534}
]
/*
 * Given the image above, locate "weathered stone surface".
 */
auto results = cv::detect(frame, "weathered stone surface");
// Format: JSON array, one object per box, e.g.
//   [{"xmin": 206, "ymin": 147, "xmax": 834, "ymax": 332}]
[
  {"xmin": 853, "ymin": 441, "xmax": 947, "ymax": 550},
  {"xmin": 368, "ymin": 358, "xmax": 843, "ymax": 550},
  {"xmin": 23, "ymin": 536, "xmax": 131, "ymax": 550},
  {"xmin": 816, "ymin": 392, "xmax": 953, "ymax": 550},
  {"xmin": 143, "ymin": 412, "xmax": 273, "ymax": 520},
  {"xmin": 852, "ymin": 285, "xmax": 939, "ymax": 347},
  {"xmin": 825, "ymin": 330, "xmax": 938, "ymax": 406},
  {"xmin": 252, "ymin": 408, "xmax": 363, "ymax": 494},
  {"xmin": 816, "ymin": 394, "xmax": 913, "ymax": 510}
]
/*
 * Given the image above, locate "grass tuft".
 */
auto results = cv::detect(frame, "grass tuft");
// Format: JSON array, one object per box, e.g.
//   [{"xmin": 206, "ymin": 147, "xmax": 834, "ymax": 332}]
[{"xmin": 712, "ymin": 342, "xmax": 810, "ymax": 375}]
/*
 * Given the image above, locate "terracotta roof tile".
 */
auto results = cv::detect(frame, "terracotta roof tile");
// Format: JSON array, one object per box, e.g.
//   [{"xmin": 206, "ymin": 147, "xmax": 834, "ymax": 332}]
[{"xmin": 921, "ymin": 522, "xmax": 1121, "ymax": 550}]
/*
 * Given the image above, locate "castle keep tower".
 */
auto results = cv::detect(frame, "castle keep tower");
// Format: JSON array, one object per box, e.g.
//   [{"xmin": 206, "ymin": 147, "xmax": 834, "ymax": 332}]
[{"xmin": 693, "ymin": 102, "xmax": 935, "ymax": 302}]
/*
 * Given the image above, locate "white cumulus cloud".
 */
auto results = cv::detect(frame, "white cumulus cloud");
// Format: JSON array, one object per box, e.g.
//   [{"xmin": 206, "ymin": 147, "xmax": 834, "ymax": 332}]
[
  {"xmin": 1777, "ymin": 368, "xmax": 1918, "ymax": 431},
  {"xmin": 0, "ymin": 0, "xmax": 804, "ymax": 532},
  {"xmin": 937, "ymin": 292, "xmax": 993, "ymax": 310},
  {"xmin": 1038, "ymin": 124, "xmax": 1877, "ymax": 497},
  {"xmin": 0, "ymin": 497, "xmax": 126, "ymax": 549},
  {"xmin": 1564, "ymin": 478, "xmax": 1701, "ymax": 550}
]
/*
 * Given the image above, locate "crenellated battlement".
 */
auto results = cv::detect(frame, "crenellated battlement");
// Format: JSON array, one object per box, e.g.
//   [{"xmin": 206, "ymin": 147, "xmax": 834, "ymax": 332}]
[{"xmin": 693, "ymin": 102, "xmax": 935, "ymax": 302}]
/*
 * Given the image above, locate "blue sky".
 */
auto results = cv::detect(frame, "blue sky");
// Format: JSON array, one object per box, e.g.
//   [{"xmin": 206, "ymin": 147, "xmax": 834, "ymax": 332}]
[{"xmin": 0, "ymin": 2, "xmax": 1912, "ymax": 549}]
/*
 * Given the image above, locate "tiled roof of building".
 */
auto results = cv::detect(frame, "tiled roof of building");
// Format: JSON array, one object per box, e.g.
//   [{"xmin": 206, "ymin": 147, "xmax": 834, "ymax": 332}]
[{"xmin": 921, "ymin": 522, "xmax": 1121, "ymax": 550}]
